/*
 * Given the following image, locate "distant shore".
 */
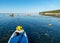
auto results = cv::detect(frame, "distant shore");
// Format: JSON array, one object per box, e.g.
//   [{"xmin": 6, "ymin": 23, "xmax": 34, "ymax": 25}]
[{"xmin": 39, "ymin": 10, "xmax": 60, "ymax": 17}]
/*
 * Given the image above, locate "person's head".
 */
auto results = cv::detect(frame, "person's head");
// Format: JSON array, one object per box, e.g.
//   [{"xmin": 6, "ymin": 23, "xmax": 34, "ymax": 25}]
[{"xmin": 16, "ymin": 26, "xmax": 23, "ymax": 31}]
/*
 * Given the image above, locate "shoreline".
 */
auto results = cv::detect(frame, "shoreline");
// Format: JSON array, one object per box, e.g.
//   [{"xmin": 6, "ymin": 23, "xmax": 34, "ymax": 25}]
[{"xmin": 39, "ymin": 10, "xmax": 60, "ymax": 18}]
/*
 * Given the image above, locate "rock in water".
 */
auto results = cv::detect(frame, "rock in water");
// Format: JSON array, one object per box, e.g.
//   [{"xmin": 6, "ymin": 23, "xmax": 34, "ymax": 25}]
[
  {"xmin": 10, "ymin": 13, "xmax": 14, "ymax": 17},
  {"xmin": 48, "ymin": 24, "xmax": 52, "ymax": 27}
]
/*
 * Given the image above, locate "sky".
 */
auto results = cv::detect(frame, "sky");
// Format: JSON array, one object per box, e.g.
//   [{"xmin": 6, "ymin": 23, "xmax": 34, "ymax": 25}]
[{"xmin": 0, "ymin": 0, "xmax": 60, "ymax": 13}]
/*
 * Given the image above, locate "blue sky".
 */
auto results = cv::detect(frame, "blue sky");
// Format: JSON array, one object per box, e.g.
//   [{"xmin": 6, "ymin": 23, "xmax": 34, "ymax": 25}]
[{"xmin": 0, "ymin": 0, "xmax": 60, "ymax": 13}]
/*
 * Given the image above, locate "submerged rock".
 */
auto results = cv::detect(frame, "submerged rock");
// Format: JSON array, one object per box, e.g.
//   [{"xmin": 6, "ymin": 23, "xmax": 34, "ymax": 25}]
[
  {"xmin": 48, "ymin": 24, "xmax": 52, "ymax": 27},
  {"xmin": 44, "ymin": 33, "xmax": 49, "ymax": 36}
]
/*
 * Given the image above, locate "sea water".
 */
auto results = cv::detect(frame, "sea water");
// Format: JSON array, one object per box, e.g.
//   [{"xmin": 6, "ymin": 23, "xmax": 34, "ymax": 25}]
[{"xmin": 0, "ymin": 13, "xmax": 60, "ymax": 43}]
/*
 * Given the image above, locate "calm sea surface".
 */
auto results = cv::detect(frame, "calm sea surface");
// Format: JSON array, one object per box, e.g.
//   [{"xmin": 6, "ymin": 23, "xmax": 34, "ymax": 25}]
[{"xmin": 0, "ymin": 13, "xmax": 60, "ymax": 43}]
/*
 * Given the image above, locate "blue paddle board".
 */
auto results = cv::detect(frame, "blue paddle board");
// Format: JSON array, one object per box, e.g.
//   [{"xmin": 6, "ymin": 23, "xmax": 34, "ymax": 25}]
[{"xmin": 8, "ymin": 30, "xmax": 28, "ymax": 43}]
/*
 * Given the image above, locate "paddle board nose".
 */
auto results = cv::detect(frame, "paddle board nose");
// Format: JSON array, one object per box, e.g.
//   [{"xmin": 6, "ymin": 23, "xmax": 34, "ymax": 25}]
[{"xmin": 8, "ymin": 26, "xmax": 28, "ymax": 43}]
